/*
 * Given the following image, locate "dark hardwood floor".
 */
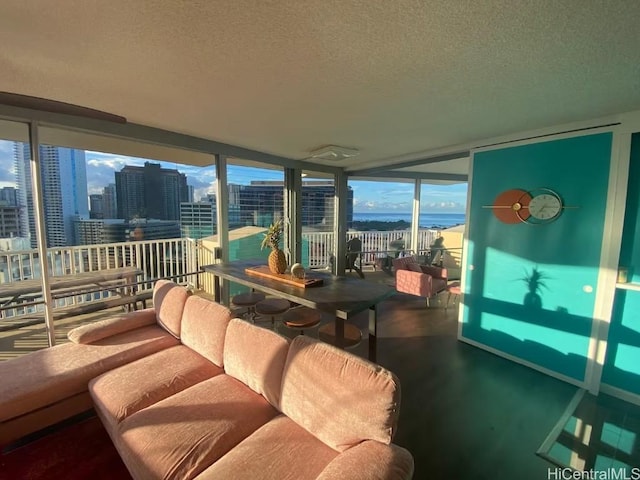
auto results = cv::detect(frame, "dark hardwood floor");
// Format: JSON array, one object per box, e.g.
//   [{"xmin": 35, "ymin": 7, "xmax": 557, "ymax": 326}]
[{"xmin": 326, "ymin": 289, "xmax": 579, "ymax": 480}]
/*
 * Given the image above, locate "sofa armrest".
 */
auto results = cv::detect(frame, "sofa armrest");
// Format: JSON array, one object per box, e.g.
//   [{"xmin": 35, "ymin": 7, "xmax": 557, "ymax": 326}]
[
  {"xmin": 316, "ymin": 441, "xmax": 414, "ymax": 480},
  {"xmin": 67, "ymin": 308, "xmax": 157, "ymax": 344},
  {"xmin": 420, "ymin": 265, "xmax": 447, "ymax": 280}
]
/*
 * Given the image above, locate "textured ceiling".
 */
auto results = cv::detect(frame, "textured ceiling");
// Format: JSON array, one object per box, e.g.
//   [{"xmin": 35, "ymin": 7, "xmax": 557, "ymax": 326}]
[{"xmin": 1, "ymin": 0, "xmax": 640, "ymax": 173}]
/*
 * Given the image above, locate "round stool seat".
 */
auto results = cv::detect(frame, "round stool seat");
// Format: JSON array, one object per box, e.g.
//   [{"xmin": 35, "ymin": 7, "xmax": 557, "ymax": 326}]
[
  {"xmin": 318, "ymin": 323, "xmax": 362, "ymax": 349},
  {"xmin": 447, "ymin": 282, "xmax": 461, "ymax": 295},
  {"xmin": 255, "ymin": 298, "xmax": 290, "ymax": 331},
  {"xmin": 283, "ymin": 307, "xmax": 321, "ymax": 329},
  {"xmin": 255, "ymin": 298, "xmax": 290, "ymax": 315},
  {"xmin": 232, "ymin": 292, "xmax": 266, "ymax": 307}
]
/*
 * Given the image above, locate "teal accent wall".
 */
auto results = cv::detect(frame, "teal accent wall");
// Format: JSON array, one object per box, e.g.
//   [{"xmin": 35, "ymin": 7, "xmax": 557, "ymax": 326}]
[
  {"xmin": 462, "ymin": 133, "xmax": 612, "ymax": 381},
  {"xmin": 618, "ymin": 133, "xmax": 640, "ymax": 283},
  {"xmin": 602, "ymin": 133, "xmax": 640, "ymax": 394}
]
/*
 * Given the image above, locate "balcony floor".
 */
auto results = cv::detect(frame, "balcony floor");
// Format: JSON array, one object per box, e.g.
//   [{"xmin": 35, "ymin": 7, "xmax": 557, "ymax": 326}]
[{"xmin": 0, "ymin": 279, "xmax": 602, "ymax": 479}]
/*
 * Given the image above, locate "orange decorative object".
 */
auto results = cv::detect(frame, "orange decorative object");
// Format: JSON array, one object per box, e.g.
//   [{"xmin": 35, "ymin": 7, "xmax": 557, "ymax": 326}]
[{"xmin": 492, "ymin": 189, "xmax": 532, "ymax": 224}]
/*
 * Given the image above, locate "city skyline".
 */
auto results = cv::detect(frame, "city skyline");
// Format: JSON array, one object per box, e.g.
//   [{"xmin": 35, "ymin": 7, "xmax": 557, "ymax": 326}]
[{"xmin": 0, "ymin": 141, "xmax": 468, "ymax": 214}]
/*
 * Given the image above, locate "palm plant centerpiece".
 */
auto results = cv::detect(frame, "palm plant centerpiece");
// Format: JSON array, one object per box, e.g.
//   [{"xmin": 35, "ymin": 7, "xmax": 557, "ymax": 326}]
[{"xmin": 261, "ymin": 218, "xmax": 287, "ymax": 274}]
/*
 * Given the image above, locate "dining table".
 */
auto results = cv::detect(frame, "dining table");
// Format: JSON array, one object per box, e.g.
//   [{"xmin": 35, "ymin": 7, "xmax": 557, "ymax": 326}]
[{"xmin": 202, "ymin": 260, "xmax": 396, "ymax": 362}]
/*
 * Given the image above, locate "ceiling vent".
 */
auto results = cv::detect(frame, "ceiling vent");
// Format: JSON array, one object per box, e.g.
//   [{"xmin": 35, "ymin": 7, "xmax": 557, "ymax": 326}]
[{"xmin": 309, "ymin": 145, "xmax": 360, "ymax": 161}]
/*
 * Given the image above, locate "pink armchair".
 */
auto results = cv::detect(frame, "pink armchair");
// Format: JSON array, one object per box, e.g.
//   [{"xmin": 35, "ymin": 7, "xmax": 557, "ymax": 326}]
[{"xmin": 392, "ymin": 256, "xmax": 448, "ymax": 307}]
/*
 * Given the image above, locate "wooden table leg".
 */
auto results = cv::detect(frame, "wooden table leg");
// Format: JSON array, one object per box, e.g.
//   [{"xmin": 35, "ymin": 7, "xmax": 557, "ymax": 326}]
[
  {"xmin": 335, "ymin": 317, "xmax": 345, "ymax": 349},
  {"xmin": 368, "ymin": 304, "xmax": 377, "ymax": 362},
  {"xmin": 214, "ymin": 275, "xmax": 221, "ymax": 303}
]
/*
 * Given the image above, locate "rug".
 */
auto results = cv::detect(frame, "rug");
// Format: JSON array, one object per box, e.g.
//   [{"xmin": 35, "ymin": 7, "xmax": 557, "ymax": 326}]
[
  {"xmin": 0, "ymin": 416, "xmax": 131, "ymax": 480},
  {"xmin": 537, "ymin": 389, "xmax": 640, "ymax": 473}
]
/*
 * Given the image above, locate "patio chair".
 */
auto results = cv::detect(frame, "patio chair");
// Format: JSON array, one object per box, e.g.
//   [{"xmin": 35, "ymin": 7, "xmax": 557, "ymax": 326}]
[
  {"xmin": 392, "ymin": 256, "xmax": 448, "ymax": 307},
  {"xmin": 346, "ymin": 237, "xmax": 364, "ymax": 279}
]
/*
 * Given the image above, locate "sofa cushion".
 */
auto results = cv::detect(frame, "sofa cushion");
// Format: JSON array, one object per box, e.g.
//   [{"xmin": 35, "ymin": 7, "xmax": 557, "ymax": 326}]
[
  {"xmin": 391, "ymin": 256, "xmax": 418, "ymax": 271},
  {"xmin": 68, "ymin": 309, "xmax": 157, "ymax": 344},
  {"xmin": 280, "ymin": 336, "xmax": 401, "ymax": 452},
  {"xmin": 406, "ymin": 262, "xmax": 423, "ymax": 273},
  {"xmin": 223, "ymin": 318, "xmax": 289, "ymax": 408},
  {"xmin": 180, "ymin": 295, "xmax": 232, "ymax": 366},
  {"xmin": 0, "ymin": 325, "xmax": 178, "ymax": 424},
  {"xmin": 194, "ymin": 415, "xmax": 339, "ymax": 480},
  {"xmin": 116, "ymin": 374, "xmax": 279, "ymax": 480},
  {"xmin": 153, "ymin": 280, "xmax": 190, "ymax": 338},
  {"xmin": 90, "ymin": 345, "xmax": 223, "ymax": 429}
]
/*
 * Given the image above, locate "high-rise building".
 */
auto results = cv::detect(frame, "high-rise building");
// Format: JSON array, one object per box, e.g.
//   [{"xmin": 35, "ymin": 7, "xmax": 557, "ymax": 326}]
[
  {"xmin": 227, "ymin": 184, "xmax": 241, "ymax": 206},
  {"xmin": 234, "ymin": 181, "xmax": 353, "ymax": 229},
  {"xmin": 115, "ymin": 162, "xmax": 188, "ymax": 221},
  {"xmin": 89, "ymin": 194, "xmax": 104, "ymax": 219},
  {"xmin": 187, "ymin": 185, "xmax": 194, "ymax": 203},
  {"xmin": 74, "ymin": 218, "xmax": 181, "ymax": 244},
  {"xmin": 180, "ymin": 202, "xmax": 216, "ymax": 239},
  {"xmin": 14, "ymin": 143, "xmax": 89, "ymax": 247},
  {"xmin": 0, "ymin": 206, "xmax": 20, "ymax": 238},
  {"xmin": 102, "ymin": 183, "xmax": 117, "ymax": 219},
  {"xmin": 0, "ymin": 187, "xmax": 17, "ymax": 206},
  {"xmin": 73, "ymin": 217, "xmax": 107, "ymax": 245}
]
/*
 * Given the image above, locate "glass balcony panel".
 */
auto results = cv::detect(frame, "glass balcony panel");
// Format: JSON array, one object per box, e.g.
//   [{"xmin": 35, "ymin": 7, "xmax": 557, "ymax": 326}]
[
  {"xmin": 226, "ymin": 162, "xmax": 284, "ymax": 296},
  {"xmin": 300, "ymin": 171, "xmax": 340, "ymax": 271},
  {"xmin": 420, "ymin": 181, "xmax": 467, "ymax": 279},
  {"xmin": 15, "ymin": 131, "xmax": 216, "ymax": 347},
  {"xmin": 0, "ymin": 121, "xmax": 48, "ymax": 359}
]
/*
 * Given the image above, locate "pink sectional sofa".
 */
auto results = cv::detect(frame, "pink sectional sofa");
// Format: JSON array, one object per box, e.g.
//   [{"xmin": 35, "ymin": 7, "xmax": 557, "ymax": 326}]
[
  {"xmin": 0, "ymin": 280, "xmax": 414, "ymax": 479},
  {"xmin": 0, "ymin": 279, "xmax": 188, "ymax": 446}
]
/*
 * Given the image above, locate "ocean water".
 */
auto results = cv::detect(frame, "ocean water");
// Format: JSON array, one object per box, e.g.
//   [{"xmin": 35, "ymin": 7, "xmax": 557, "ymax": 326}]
[{"xmin": 353, "ymin": 212, "xmax": 465, "ymax": 228}]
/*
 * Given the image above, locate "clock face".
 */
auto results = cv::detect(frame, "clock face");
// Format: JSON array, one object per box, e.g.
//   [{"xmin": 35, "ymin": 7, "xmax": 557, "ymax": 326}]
[{"xmin": 528, "ymin": 193, "xmax": 562, "ymax": 220}]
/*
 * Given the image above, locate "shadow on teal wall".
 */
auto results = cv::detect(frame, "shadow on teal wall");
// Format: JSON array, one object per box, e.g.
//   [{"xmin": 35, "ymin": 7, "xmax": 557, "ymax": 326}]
[
  {"xmin": 602, "ymin": 132, "xmax": 640, "ymax": 394},
  {"xmin": 462, "ymin": 133, "xmax": 612, "ymax": 381}
]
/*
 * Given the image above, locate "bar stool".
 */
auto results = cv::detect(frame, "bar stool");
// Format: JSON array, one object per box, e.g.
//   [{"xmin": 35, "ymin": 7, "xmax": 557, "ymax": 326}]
[
  {"xmin": 231, "ymin": 292, "xmax": 266, "ymax": 322},
  {"xmin": 255, "ymin": 298, "xmax": 290, "ymax": 331},
  {"xmin": 318, "ymin": 322, "xmax": 362, "ymax": 350},
  {"xmin": 282, "ymin": 306, "xmax": 321, "ymax": 336},
  {"xmin": 445, "ymin": 282, "xmax": 461, "ymax": 311}
]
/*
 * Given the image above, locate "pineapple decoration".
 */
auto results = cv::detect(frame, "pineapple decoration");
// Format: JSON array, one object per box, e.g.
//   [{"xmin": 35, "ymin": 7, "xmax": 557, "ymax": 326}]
[{"xmin": 261, "ymin": 218, "xmax": 287, "ymax": 274}]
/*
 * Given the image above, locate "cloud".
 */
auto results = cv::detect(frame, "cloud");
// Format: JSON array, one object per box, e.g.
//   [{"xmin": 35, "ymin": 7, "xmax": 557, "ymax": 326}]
[
  {"xmin": 85, "ymin": 151, "xmax": 217, "ymax": 197},
  {"xmin": 352, "ymin": 179, "xmax": 467, "ymax": 213},
  {"xmin": 425, "ymin": 201, "xmax": 465, "ymax": 209},
  {"xmin": 353, "ymin": 198, "xmax": 412, "ymax": 212},
  {"xmin": 0, "ymin": 141, "xmax": 13, "ymax": 156},
  {"xmin": 0, "ymin": 140, "xmax": 16, "ymax": 188}
]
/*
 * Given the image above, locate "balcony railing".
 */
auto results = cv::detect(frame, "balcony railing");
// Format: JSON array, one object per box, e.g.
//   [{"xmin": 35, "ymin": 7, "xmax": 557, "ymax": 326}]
[
  {"xmin": 0, "ymin": 238, "xmax": 200, "ymax": 318},
  {"xmin": 304, "ymin": 229, "xmax": 440, "ymax": 268},
  {"xmin": 0, "ymin": 228, "xmax": 442, "ymax": 320}
]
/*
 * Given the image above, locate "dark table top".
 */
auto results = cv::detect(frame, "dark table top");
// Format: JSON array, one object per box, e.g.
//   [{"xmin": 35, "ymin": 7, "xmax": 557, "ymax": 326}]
[{"xmin": 203, "ymin": 260, "xmax": 395, "ymax": 320}]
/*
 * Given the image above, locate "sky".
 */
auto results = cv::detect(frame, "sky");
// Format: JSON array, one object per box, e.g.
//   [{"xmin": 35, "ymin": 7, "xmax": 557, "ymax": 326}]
[{"xmin": 0, "ymin": 141, "xmax": 467, "ymax": 214}]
